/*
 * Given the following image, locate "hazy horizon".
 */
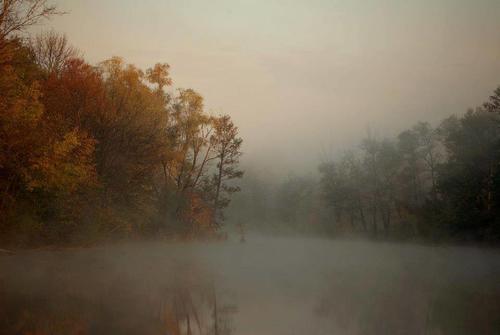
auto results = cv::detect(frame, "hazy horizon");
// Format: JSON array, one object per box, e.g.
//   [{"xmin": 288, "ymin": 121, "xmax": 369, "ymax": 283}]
[
  {"xmin": 35, "ymin": 0, "xmax": 500, "ymax": 174},
  {"xmin": 3, "ymin": 1, "xmax": 500, "ymax": 333}
]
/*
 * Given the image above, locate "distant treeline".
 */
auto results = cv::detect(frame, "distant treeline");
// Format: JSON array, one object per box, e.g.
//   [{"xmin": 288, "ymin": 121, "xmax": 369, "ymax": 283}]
[
  {"xmin": 231, "ymin": 88, "xmax": 500, "ymax": 243},
  {"xmin": 0, "ymin": 1, "xmax": 243, "ymax": 246},
  {"xmin": 318, "ymin": 94, "xmax": 500, "ymax": 242}
]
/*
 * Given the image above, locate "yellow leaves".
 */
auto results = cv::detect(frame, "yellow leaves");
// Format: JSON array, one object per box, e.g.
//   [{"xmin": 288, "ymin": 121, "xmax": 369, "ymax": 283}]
[
  {"xmin": 25, "ymin": 129, "xmax": 97, "ymax": 193},
  {"xmin": 0, "ymin": 56, "xmax": 45, "ymax": 175},
  {"xmin": 146, "ymin": 63, "xmax": 172, "ymax": 91},
  {"xmin": 99, "ymin": 56, "xmax": 146, "ymax": 89},
  {"xmin": 1, "ymin": 37, "xmax": 243, "ymax": 242},
  {"xmin": 0, "ymin": 62, "xmax": 44, "ymax": 128},
  {"xmin": 0, "ymin": 81, "xmax": 44, "ymax": 141},
  {"xmin": 98, "ymin": 56, "xmax": 125, "ymax": 78},
  {"xmin": 176, "ymin": 88, "xmax": 204, "ymax": 115},
  {"xmin": 99, "ymin": 57, "xmax": 166, "ymax": 119}
]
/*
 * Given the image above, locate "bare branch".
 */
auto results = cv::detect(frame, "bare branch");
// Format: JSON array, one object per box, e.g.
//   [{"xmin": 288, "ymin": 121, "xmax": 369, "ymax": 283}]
[{"xmin": 0, "ymin": 0, "xmax": 63, "ymax": 41}]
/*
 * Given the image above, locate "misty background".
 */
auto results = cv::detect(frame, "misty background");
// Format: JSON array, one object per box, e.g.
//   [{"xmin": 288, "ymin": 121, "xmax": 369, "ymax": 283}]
[
  {"xmin": 44, "ymin": 0, "xmax": 500, "ymax": 174},
  {"xmin": 2, "ymin": 1, "xmax": 500, "ymax": 334}
]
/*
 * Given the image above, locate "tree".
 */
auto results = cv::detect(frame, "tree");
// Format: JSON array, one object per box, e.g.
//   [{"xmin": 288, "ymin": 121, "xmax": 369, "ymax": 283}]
[
  {"xmin": 483, "ymin": 86, "xmax": 500, "ymax": 114},
  {"xmin": 0, "ymin": 39, "xmax": 45, "ymax": 225},
  {"xmin": 376, "ymin": 140, "xmax": 401, "ymax": 235},
  {"xmin": 360, "ymin": 135, "xmax": 382, "ymax": 235},
  {"xmin": 209, "ymin": 115, "xmax": 243, "ymax": 225},
  {"xmin": 30, "ymin": 30, "xmax": 79, "ymax": 74},
  {"xmin": 0, "ymin": 0, "xmax": 60, "ymax": 54},
  {"xmin": 0, "ymin": 40, "xmax": 96, "ymax": 244},
  {"xmin": 164, "ymin": 88, "xmax": 212, "ymax": 192},
  {"xmin": 413, "ymin": 122, "xmax": 442, "ymax": 197},
  {"xmin": 146, "ymin": 62, "xmax": 172, "ymax": 92},
  {"xmin": 319, "ymin": 155, "xmax": 365, "ymax": 232},
  {"xmin": 398, "ymin": 128, "xmax": 422, "ymax": 208},
  {"xmin": 0, "ymin": 25, "xmax": 245, "ymax": 244},
  {"xmin": 155, "ymin": 89, "xmax": 214, "ymax": 234},
  {"xmin": 342, "ymin": 152, "xmax": 368, "ymax": 232},
  {"xmin": 94, "ymin": 57, "xmax": 168, "ymax": 235},
  {"xmin": 319, "ymin": 161, "xmax": 350, "ymax": 227},
  {"xmin": 435, "ymin": 108, "xmax": 500, "ymax": 240},
  {"xmin": 41, "ymin": 57, "xmax": 106, "ymax": 131}
]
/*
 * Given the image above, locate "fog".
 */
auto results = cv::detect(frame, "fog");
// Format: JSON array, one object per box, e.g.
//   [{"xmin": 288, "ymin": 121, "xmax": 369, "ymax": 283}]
[
  {"xmin": 3, "ymin": 0, "xmax": 500, "ymax": 333},
  {"xmin": 45, "ymin": 0, "xmax": 500, "ymax": 174},
  {"xmin": 2, "ymin": 235, "xmax": 499, "ymax": 334}
]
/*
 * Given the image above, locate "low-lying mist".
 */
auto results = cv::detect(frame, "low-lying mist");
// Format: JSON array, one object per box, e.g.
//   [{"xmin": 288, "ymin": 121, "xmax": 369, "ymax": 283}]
[
  {"xmin": 2, "ymin": 235, "xmax": 499, "ymax": 335},
  {"xmin": 2, "ymin": 1, "xmax": 500, "ymax": 334}
]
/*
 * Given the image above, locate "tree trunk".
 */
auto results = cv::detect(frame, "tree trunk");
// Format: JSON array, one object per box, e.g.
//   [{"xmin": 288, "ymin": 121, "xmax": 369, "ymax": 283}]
[
  {"xmin": 213, "ymin": 152, "xmax": 225, "ymax": 226},
  {"xmin": 372, "ymin": 203, "xmax": 378, "ymax": 237},
  {"xmin": 357, "ymin": 198, "xmax": 367, "ymax": 232}
]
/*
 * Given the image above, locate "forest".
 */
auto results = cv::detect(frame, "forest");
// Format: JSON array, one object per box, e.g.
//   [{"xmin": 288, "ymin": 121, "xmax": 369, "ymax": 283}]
[
  {"xmin": 0, "ymin": 0, "xmax": 243, "ymax": 247},
  {"xmin": 1, "ymin": 1, "xmax": 500, "ymax": 335},
  {"xmin": 231, "ymin": 87, "xmax": 500, "ymax": 243},
  {"xmin": 2, "ymin": 0, "xmax": 500, "ymax": 247}
]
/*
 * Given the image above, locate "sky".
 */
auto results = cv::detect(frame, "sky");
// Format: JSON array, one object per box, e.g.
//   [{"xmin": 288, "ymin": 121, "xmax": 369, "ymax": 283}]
[{"xmin": 40, "ymin": 0, "xmax": 500, "ymax": 175}]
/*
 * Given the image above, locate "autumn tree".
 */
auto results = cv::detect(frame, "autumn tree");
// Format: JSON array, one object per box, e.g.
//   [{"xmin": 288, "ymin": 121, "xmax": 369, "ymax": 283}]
[
  {"xmin": 0, "ymin": 40, "xmax": 96, "ymax": 244},
  {"xmin": 0, "ymin": 19, "xmax": 245, "ymax": 244},
  {"xmin": 208, "ymin": 115, "xmax": 243, "ymax": 225},
  {"xmin": 165, "ymin": 89, "xmax": 214, "ymax": 193},
  {"xmin": 91, "ymin": 57, "xmax": 169, "ymax": 236},
  {"xmin": 146, "ymin": 62, "xmax": 172, "ymax": 92}
]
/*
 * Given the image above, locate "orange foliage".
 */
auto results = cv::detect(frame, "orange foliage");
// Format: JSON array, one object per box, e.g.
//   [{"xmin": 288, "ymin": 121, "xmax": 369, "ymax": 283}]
[{"xmin": 179, "ymin": 192, "xmax": 216, "ymax": 237}]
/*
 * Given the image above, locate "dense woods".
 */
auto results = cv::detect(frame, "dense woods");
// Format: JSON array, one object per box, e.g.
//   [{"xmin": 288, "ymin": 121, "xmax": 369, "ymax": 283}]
[
  {"xmin": 0, "ymin": 1, "xmax": 243, "ymax": 246},
  {"xmin": 2, "ymin": 0, "xmax": 500, "ymax": 246}
]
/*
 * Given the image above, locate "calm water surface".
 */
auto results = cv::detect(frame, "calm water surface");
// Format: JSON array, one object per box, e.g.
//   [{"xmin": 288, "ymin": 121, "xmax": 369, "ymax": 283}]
[{"xmin": 1, "ymin": 235, "xmax": 499, "ymax": 335}]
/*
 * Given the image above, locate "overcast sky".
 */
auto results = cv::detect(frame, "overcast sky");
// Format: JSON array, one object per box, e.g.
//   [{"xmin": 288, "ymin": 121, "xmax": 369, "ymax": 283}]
[{"xmin": 41, "ymin": 0, "xmax": 500, "ymax": 175}]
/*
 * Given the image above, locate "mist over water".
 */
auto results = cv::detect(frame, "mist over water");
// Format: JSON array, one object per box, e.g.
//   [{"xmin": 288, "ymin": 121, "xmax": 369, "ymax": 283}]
[
  {"xmin": 2, "ymin": 235, "xmax": 499, "ymax": 335},
  {"xmin": 2, "ymin": 1, "xmax": 500, "ymax": 334}
]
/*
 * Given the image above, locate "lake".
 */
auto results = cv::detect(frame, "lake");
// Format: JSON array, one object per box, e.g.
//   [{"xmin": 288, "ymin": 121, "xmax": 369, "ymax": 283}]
[{"xmin": 1, "ymin": 235, "xmax": 499, "ymax": 334}]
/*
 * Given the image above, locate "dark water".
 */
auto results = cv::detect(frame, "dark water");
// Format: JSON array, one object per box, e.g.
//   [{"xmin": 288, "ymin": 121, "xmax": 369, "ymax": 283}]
[{"xmin": 1, "ymin": 235, "xmax": 500, "ymax": 335}]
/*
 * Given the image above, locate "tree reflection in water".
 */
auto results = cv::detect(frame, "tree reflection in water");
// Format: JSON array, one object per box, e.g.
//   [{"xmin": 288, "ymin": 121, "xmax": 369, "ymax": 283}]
[
  {"xmin": 0, "ymin": 247, "xmax": 237, "ymax": 335},
  {"xmin": 2, "ymin": 239, "xmax": 499, "ymax": 335}
]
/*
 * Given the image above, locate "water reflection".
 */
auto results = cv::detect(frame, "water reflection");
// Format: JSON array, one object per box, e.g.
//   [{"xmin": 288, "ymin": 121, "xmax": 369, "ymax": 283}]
[
  {"xmin": 0, "ymin": 245, "xmax": 237, "ymax": 335},
  {"xmin": 1, "ymin": 238, "xmax": 500, "ymax": 335},
  {"xmin": 314, "ymin": 246, "xmax": 500, "ymax": 335}
]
